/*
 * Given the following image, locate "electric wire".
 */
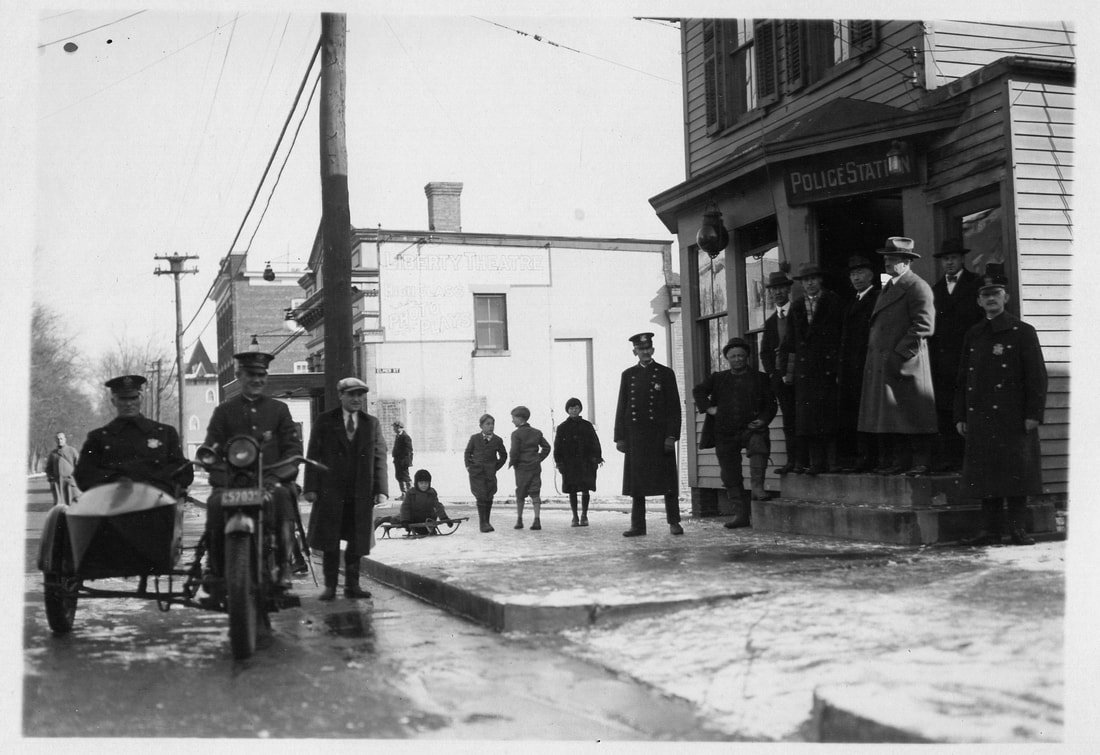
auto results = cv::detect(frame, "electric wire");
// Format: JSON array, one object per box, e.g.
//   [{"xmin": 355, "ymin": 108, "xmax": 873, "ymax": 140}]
[
  {"xmin": 470, "ymin": 16, "xmax": 678, "ymax": 85},
  {"xmin": 180, "ymin": 35, "xmax": 322, "ymax": 337},
  {"xmin": 38, "ymin": 9, "xmax": 148, "ymax": 49}
]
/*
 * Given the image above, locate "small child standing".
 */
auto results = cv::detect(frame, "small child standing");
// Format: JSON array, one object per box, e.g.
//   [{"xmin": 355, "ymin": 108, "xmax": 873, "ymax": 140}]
[
  {"xmin": 464, "ymin": 413, "xmax": 508, "ymax": 533},
  {"xmin": 399, "ymin": 469, "xmax": 449, "ymax": 534},
  {"xmin": 508, "ymin": 406, "xmax": 551, "ymax": 530},
  {"xmin": 553, "ymin": 397, "xmax": 603, "ymax": 527}
]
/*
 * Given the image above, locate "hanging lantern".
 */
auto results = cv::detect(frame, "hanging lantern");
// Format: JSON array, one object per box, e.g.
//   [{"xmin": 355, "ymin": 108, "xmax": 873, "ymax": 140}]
[
  {"xmin": 262, "ymin": 262, "xmax": 276, "ymax": 281},
  {"xmin": 886, "ymin": 140, "xmax": 910, "ymax": 176},
  {"xmin": 696, "ymin": 205, "xmax": 729, "ymax": 258}
]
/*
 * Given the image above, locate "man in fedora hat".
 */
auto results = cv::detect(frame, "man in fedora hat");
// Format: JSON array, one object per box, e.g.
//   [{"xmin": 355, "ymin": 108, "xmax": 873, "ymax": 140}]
[
  {"xmin": 836, "ymin": 255, "xmax": 881, "ymax": 472},
  {"xmin": 857, "ymin": 237, "xmax": 938, "ymax": 476},
  {"xmin": 692, "ymin": 337, "xmax": 777, "ymax": 528},
  {"xmin": 304, "ymin": 377, "xmax": 389, "ymax": 600},
  {"xmin": 202, "ymin": 351, "xmax": 303, "ymax": 594},
  {"xmin": 615, "ymin": 331, "xmax": 683, "ymax": 536},
  {"xmin": 930, "ymin": 238, "xmax": 984, "ymax": 472},
  {"xmin": 780, "ymin": 261, "xmax": 843, "ymax": 474},
  {"xmin": 75, "ymin": 375, "xmax": 194, "ymax": 496},
  {"xmin": 759, "ymin": 270, "xmax": 798, "ymax": 474},
  {"xmin": 954, "ymin": 270, "xmax": 1047, "ymax": 546}
]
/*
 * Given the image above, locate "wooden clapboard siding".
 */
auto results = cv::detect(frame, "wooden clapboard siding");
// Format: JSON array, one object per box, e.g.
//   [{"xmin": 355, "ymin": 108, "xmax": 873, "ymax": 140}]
[
  {"xmin": 925, "ymin": 76, "xmax": 1006, "ymax": 195},
  {"xmin": 928, "ymin": 20, "xmax": 1075, "ymax": 85},
  {"xmin": 1011, "ymin": 77, "xmax": 1073, "ymax": 496},
  {"xmin": 683, "ymin": 20, "xmax": 921, "ymax": 178}
]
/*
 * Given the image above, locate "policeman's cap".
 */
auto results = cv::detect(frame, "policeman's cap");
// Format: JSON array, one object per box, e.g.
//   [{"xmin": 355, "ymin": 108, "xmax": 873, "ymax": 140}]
[
  {"xmin": 629, "ymin": 332, "xmax": 655, "ymax": 348},
  {"xmin": 337, "ymin": 377, "xmax": 369, "ymax": 394},
  {"xmin": 105, "ymin": 374, "xmax": 146, "ymax": 397},
  {"xmin": 875, "ymin": 236, "xmax": 920, "ymax": 259},
  {"xmin": 234, "ymin": 351, "xmax": 275, "ymax": 373},
  {"xmin": 978, "ymin": 273, "xmax": 1009, "ymax": 295}
]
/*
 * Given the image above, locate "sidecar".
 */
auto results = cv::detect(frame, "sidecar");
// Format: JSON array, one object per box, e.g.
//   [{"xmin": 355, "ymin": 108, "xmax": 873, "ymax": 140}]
[{"xmin": 38, "ymin": 480, "xmax": 193, "ymax": 634}]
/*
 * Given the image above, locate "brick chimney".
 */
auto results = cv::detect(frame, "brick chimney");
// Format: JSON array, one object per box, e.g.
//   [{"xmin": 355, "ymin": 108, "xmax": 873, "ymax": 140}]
[{"xmin": 424, "ymin": 181, "xmax": 463, "ymax": 232}]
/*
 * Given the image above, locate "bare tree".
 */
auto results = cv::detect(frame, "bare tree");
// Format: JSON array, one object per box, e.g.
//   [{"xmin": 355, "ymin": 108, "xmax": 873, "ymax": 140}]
[
  {"xmin": 28, "ymin": 304, "xmax": 100, "ymax": 472},
  {"xmin": 93, "ymin": 335, "xmax": 179, "ymax": 428}
]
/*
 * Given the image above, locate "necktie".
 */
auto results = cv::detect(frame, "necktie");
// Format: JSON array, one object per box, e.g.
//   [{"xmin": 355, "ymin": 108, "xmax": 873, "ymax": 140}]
[
  {"xmin": 346, "ymin": 413, "xmax": 355, "ymax": 440},
  {"xmin": 777, "ymin": 309, "xmax": 785, "ymax": 319},
  {"xmin": 806, "ymin": 298, "xmax": 816, "ymax": 322},
  {"xmin": 947, "ymin": 274, "xmax": 957, "ymax": 284}
]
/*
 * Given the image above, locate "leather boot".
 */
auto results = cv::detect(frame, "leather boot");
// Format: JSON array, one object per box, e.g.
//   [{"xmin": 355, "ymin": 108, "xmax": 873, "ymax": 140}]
[
  {"xmin": 478, "ymin": 503, "xmax": 495, "ymax": 532},
  {"xmin": 276, "ymin": 520, "xmax": 296, "ymax": 589},
  {"xmin": 1007, "ymin": 497, "xmax": 1035, "ymax": 545},
  {"xmin": 724, "ymin": 489, "xmax": 751, "ymax": 528},
  {"xmin": 622, "ymin": 497, "xmax": 647, "ymax": 537},
  {"xmin": 344, "ymin": 563, "xmax": 371, "ymax": 599},
  {"xmin": 749, "ymin": 455, "xmax": 768, "ymax": 501}
]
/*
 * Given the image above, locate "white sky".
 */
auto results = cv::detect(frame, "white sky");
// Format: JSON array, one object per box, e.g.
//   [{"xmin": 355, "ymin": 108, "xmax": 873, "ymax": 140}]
[{"xmin": 30, "ymin": 3, "xmax": 686, "ymax": 363}]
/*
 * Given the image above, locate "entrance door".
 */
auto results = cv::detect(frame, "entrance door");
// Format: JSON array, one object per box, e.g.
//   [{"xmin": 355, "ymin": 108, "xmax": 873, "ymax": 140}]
[
  {"xmin": 550, "ymin": 338, "xmax": 594, "ymax": 434},
  {"xmin": 814, "ymin": 193, "xmax": 903, "ymax": 298}
]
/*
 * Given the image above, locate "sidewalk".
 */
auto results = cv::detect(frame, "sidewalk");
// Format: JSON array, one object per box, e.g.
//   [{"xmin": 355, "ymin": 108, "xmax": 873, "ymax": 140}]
[{"xmin": 357, "ymin": 498, "xmax": 1064, "ymax": 743}]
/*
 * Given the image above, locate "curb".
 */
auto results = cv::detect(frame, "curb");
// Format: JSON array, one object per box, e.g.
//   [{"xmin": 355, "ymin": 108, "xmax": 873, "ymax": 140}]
[{"xmin": 809, "ymin": 688, "xmax": 933, "ymax": 743}]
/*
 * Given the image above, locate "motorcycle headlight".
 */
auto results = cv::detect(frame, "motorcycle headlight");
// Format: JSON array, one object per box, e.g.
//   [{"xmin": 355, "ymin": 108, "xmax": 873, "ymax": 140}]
[{"xmin": 226, "ymin": 437, "xmax": 259, "ymax": 469}]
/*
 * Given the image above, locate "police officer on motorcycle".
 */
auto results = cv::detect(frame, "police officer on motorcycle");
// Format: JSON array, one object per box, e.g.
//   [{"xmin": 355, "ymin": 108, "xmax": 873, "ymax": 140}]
[{"xmin": 202, "ymin": 352, "xmax": 302, "ymax": 593}]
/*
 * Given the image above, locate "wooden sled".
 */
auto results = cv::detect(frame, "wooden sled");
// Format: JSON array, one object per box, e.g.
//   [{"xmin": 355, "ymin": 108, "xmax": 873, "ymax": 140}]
[{"xmin": 377, "ymin": 517, "xmax": 469, "ymax": 539}]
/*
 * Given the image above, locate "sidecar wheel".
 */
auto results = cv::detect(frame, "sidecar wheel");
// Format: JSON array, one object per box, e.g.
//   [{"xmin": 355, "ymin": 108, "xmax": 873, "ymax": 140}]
[
  {"xmin": 44, "ymin": 573, "xmax": 79, "ymax": 634},
  {"xmin": 225, "ymin": 535, "xmax": 257, "ymax": 660}
]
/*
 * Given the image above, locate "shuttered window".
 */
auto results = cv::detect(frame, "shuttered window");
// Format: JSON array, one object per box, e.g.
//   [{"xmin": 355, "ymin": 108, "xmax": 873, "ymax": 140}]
[
  {"xmin": 753, "ymin": 20, "xmax": 779, "ymax": 105},
  {"xmin": 784, "ymin": 20, "xmax": 879, "ymax": 92},
  {"xmin": 703, "ymin": 19, "xmax": 761, "ymax": 134}
]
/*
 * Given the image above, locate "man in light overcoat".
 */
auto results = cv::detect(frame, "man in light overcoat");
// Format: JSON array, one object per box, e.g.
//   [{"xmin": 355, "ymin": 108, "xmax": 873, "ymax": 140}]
[
  {"xmin": 304, "ymin": 377, "xmax": 389, "ymax": 600},
  {"xmin": 857, "ymin": 237, "xmax": 938, "ymax": 475}
]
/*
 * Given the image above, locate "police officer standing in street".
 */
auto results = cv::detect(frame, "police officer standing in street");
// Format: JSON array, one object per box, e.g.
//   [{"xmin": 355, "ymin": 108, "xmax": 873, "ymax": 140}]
[
  {"xmin": 74, "ymin": 375, "xmax": 194, "ymax": 496},
  {"xmin": 203, "ymin": 352, "xmax": 303, "ymax": 591},
  {"xmin": 955, "ymin": 270, "xmax": 1047, "ymax": 546},
  {"xmin": 614, "ymin": 332, "xmax": 683, "ymax": 537}
]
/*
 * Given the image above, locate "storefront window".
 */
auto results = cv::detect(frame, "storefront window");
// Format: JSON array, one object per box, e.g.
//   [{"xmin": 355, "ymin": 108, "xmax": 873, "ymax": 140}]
[
  {"xmin": 943, "ymin": 189, "xmax": 1004, "ymax": 274},
  {"xmin": 696, "ymin": 245, "xmax": 728, "ymax": 375},
  {"xmin": 743, "ymin": 244, "xmax": 781, "ymax": 333}
]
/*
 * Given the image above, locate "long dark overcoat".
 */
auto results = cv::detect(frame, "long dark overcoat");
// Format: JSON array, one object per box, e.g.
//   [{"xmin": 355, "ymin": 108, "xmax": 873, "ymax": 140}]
[
  {"xmin": 553, "ymin": 416, "xmax": 603, "ymax": 493},
  {"xmin": 760, "ymin": 306, "xmax": 795, "ymax": 431},
  {"xmin": 858, "ymin": 269, "xmax": 938, "ymax": 434},
  {"xmin": 930, "ymin": 269, "xmax": 984, "ymax": 415},
  {"xmin": 614, "ymin": 360, "xmax": 681, "ymax": 497},
  {"xmin": 304, "ymin": 408, "xmax": 388, "ymax": 554},
  {"xmin": 837, "ymin": 288, "xmax": 879, "ymax": 431},
  {"xmin": 953, "ymin": 311, "xmax": 1047, "ymax": 497},
  {"xmin": 464, "ymin": 432, "xmax": 507, "ymax": 500},
  {"xmin": 782, "ymin": 290, "xmax": 843, "ymax": 436}
]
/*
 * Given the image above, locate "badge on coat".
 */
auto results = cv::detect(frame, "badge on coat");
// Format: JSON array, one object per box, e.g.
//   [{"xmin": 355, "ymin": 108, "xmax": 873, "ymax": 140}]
[
  {"xmin": 652, "ymin": 382, "xmax": 662, "ymax": 392},
  {"xmin": 992, "ymin": 344, "xmax": 1004, "ymax": 355},
  {"xmin": 262, "ymin": 431, "xmax": 273, "ymax": 442},
  {"xmin": 147, "ymin": 438, "xmax": 161, "ymax": 449}
]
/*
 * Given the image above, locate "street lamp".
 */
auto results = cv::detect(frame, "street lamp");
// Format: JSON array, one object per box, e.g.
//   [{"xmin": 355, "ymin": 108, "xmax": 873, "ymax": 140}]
[
  {"xmin": 886, "ymin": 140, "xmax": 910, "ymax": 176},
  {"xmin": 263, "ymin": 262, "xmax": 276, "ymax": 282},
  {"xmin": 696, "ymin": 202, "xmax": 729, "ymax": 259}
]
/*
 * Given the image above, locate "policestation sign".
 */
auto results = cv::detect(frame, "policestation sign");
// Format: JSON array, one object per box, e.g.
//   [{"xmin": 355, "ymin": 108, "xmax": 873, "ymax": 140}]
[{"xmin": 782, "ymin": 141, "xmax": 919, "ymax": 205}]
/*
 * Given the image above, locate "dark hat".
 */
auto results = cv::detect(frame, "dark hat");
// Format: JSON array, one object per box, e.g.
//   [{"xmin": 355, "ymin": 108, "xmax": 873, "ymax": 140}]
[
  {"xmin": 234, "ymin": 351, "xmax": 275, "ymax": 373},
  {"xmin": 337, "ymin": 376, "xmax": 369, "ymax": 394},
  {"xmin": 791, "ymin": 262, "xmax": 825, "ymax": 280},
  {"xmin": 875, "ymin": 236, "xmax": 920, "ymax": 259},
  {"xmin": 628, "ymin": 332, "xmax": 655, "ymax": 348},
  {"xmin": 979, "ymin": 264, "xmax": 1009, "ymax": 294},
  {"xmin": 764, "ymin": 271, "xmax": 793, "ymax": 288},
  {"xmin": 722, "ymin": 337, "xmax": 751, "ymax": 356},
  {"xmin": 105, "ymin": 374, "xmax": 146, "ymax": 396},
  {"xmin": 934, "ymin": 238, "xmax": 971, "ymax": 258},
  {"xmin": 413, "ymin": 469, "xmax": 432, "ymax": 485},
  {"xmin": 393, "ymin": 421, "xmax": 405, "ymax": 429},
  {"xmin": 847, "ymin": 255, "xmax": 874, "ymax": 271}
]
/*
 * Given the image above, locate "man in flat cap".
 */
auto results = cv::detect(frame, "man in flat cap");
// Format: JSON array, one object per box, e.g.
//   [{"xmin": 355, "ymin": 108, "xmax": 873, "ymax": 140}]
[
  {"xmin": 74, "ymin": 375, "xmax": 194, "ymax": 496},
  {"xmin": 836, "ymin": 255, "xmax": 881, "ymax": 472},
  {"xmin": 391, "ymin": 421, "xmax": 414, "ymax": 495},
  {"xmin": 203, "ymin": 352, "xmax": 303, "ymax": 592},
  {"xmin": 304, "ymin": 377, "xmax": 389, "ymax": 600},
  {"xmin": 857, "ymin": 237, "xmax": 938, "ymax": 476},
  {"xmin": 758, "ymin": 271, "xmax": 798, "ymax": 474},
  {"xmin": 780, "ymin": 261, "xmax": 844, "ymax": 474},
  {"xmin": 929, "ymin": 239, "xmax": 984, "ymax": 472},
  {"xmin": 614, "ymin": 332, "xmax": 683, "ymax": 536},
  {"xmin": 955, "ymin": 271, "xmax": 1047, "ymax": 546},
  {"xmin": 693, "ymin": 337, "xmax": 777, "ymax": 528}
]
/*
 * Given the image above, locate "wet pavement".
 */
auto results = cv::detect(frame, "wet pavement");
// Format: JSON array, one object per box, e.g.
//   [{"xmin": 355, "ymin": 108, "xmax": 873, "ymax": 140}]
[{"xmin": 363, "ymin": 496, "xmax": 1067, "ymax": 743}]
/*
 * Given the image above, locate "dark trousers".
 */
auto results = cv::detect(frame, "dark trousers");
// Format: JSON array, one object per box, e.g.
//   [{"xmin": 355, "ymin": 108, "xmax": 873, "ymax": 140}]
[
  {"xmin": 630, "ymin": 494, "xmax": 680, "ymax": 532},
  {"xmin": 205, "ymin": 484, "xmax": 294, "ymax": 575},
  {"xmin": 882, "ymin": 433, "xmax": 933, "ymax": 469},
  {"xmin": 982, "ymin": 496, "xmax": 1030, "ymax": 534},
  {"xmin": 322, "ymin": 546, "xmax": 360, "ymax": 588},
  {"xmin": 715, "ymin": 429, "xmax": 769, "ymax": 489},
  {"xmin": 394, "ymin": 463, "xmax": 411, "ymax": 493},
  {"xmin": 935, "ymin": 407, "xmax": 965, "ymax": 471},
  {"xmin": 836, "ymin": 430, "xmax": 880, "ymax": 470}
]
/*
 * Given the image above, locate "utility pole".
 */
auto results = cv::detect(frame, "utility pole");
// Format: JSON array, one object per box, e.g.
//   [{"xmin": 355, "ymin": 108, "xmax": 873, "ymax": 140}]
[
  {"xmin": 155, "ymin": 254, "xmax": 199, "ymax": 435},
  {"xmin": 319, "ymin": 12, "xmax": 354, "ymax": 410},
  {"xmin": 151, "ymin": 359, "xmax": 163, "ymax": 421}
]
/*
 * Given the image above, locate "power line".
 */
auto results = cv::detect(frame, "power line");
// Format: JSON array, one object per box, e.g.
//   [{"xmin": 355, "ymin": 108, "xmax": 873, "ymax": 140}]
[
  {"xmin": 38, "ymin": 9, "xmax": 148, "ymax": 49},
  {"xmin": 180, "ymin": 36, "xmax": 322, "ymax": 337},
  {"xmin": 470, "ymin": 16, "xmax": 678, "ymax": 85}
]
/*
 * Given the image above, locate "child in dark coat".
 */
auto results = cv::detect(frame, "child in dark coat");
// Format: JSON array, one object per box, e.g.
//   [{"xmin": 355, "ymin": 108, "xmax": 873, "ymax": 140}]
[
  {"xmin": 553, "ymin": 397, "xmax": 603, "ymax": 527},
  {"xmin": 398, "ymin": 469, "xmax": 449, "ymax": 535},
  {"xmin": 508, "ymin": 406, "xmax": 551, "ymax": 530},
  {"xmin": 464, "ymin": 413, "xmax": 508, "ymax": 533}
]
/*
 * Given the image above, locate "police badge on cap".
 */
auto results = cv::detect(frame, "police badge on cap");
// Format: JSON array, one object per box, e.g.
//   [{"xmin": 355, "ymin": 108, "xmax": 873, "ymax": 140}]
[
  {"xmin": 234, "ymin": 351, "xmax": 275, "ymax": 373},
  {"xmin": 104, "ymin": 375, "xmax": 147, "ymax": 395},
  {"xmin": 628, "ymin": 332, "xmax": 655, "ymax": 348}
]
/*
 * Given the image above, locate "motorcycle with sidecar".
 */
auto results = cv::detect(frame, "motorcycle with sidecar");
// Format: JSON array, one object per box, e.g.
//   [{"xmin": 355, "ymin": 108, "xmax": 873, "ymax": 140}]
[{"xmin": 37, "ymin": 435, "xmax": 325, "ymax": 660}]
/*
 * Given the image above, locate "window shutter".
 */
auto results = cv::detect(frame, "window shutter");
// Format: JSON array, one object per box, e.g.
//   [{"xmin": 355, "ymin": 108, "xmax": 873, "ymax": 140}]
[
  {"xmin": 784, "ymin": 20, "xmax": 805, "ymax": 92},
  {"xmin": 703, "ymin": 20, "xmax": 720, "ymax": 131},
  {"xmin": 850, "ymin": 20, "xmax": 878, "ymax": 53},
  {"xmin": 753, "ymin": 20, "xmax": 779, "ymax": 106}
]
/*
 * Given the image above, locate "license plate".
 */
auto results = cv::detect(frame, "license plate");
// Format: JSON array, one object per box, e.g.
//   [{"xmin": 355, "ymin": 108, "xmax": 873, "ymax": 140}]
[{"xmin": 221, "ymin": 488, "xmax": 264, "ymax": 507}]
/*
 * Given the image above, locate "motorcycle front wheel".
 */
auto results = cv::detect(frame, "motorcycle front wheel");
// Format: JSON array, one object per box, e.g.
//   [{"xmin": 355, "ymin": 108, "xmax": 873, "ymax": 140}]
[{"xmin": 225, "ymin": 534, "xmax": 258, "ymax": 660}]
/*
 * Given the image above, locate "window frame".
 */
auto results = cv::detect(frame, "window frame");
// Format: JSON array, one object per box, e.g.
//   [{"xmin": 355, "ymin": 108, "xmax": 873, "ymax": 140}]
[
  {"xmin": 703, "ymin": 19, "xmax": 764, "ymax": 135},
  {"xmin": 784, "ymin": 19, "xmax": 879, "ymax": 94},
  {"xmin": 472, "ymin": 292, "xmax": 510, "ymax": 356},
  {"xmin": 693, "ymin": 244, "xmax": 730, "ymax": 377}
]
